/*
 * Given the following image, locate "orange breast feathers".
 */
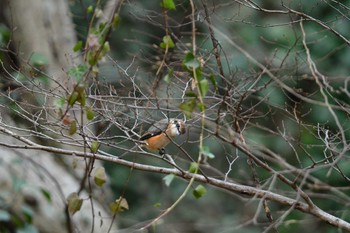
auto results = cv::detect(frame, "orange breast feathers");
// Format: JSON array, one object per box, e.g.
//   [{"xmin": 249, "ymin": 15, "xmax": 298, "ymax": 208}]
[{"xmin": 143, "ymin": 133, "xmax": 171, "ymax": 151}]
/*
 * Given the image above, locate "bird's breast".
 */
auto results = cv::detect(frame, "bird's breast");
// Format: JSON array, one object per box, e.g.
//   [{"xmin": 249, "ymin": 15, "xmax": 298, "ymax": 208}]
[{"xmin": 144, "ymin": 133, "xmax": 171, "ymax": 151}]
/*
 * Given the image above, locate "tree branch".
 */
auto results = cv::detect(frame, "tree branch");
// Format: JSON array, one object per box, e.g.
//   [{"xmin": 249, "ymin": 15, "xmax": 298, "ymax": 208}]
[{"xmin": 0, "ymin": 124, "xmax": 349, "ymax": 231}]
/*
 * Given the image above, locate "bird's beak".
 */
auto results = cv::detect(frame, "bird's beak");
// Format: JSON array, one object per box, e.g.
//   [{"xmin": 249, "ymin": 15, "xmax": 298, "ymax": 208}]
[{"xmin": 179, "ymin": 122, "xmax": 186, "ymax": 135}]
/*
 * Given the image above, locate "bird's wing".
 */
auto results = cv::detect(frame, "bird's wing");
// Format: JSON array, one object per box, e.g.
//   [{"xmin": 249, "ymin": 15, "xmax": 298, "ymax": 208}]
[
  {"xmin": 139, "ymin": 119, "xmax": 170, "ymax": 141},
  {"xmin": 139, "ymin": 132, "xmax": 159, "ymax": 141}
]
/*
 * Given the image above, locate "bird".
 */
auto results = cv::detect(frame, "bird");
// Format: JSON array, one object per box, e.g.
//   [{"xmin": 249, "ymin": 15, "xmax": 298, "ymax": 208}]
[{"xmin": 139, "ymin": 118, "xmax": 186, "ymax": 155}]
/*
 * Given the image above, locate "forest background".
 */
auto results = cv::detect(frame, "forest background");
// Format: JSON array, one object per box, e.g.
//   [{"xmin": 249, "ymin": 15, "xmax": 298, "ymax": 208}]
[{"xmin": 0, "ymin": 0, "xmax": 350, "ymax": 233}]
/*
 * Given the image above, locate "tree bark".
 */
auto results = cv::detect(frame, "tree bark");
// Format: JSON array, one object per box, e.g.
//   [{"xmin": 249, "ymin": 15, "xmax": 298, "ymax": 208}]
[{"xmin": 0, "ymin": 0, "xmax": 115, "ymax": 232}]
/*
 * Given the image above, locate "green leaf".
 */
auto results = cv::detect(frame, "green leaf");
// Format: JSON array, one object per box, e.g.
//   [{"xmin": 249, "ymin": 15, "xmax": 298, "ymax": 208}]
[
  {"xmin": 53, "ymin": 96, "xmax": 66, "ymax": 108},
  {"xmin": 88, "ymin": 52, "xmax": 97, "ymax": 66},
  {"xmin": 160, "ymin": 35, "xmax": 175, "ymax": 49},
  {"xmin": 164, "ymin": 68, "xmax": 174, "ymax": 83},
  {"xmin": 199, "ymin": 78, "xmax": 209, "ymax": 96},
  {"xmin": 189, "ymin": 162, "xmax": 199, "ymax": 173},
  {"xmin": 69, "ymin": 120, "xmax": 77, "ymax": 135},
  {"xmin": 153, "ymin": 202, "xmax": 161, "ymax": 207},
  {"xmin": 73, "ymin": 40, "xmax": 83, "ymax": 52},
  {"xmin": 68, "ymin": 91, "xmax": 79, "ymax": 106},
  {"xmin": 182, "ymin": 52, "xmax": 200, "ymax": 70},
  {"xmin": 179, "ymin": 99, "xmax": 196, "ymax": 118},
  {"xmin": 102, "ymin": 41, "xmax": 110, "ymax": 55},
  {"xmin": 29, "ymin": 53, "xmax": 49, "ymax": 68},
  {"xmin": 21, "ymin": 205, "xmax": 34, "ymax": 223},
  {"xmin": 112, "ymin": 14, "xmax": 120, "ymax": 29},
  {"xmin": 40, "ymin": 188, "xmax": 52, "ymax": 203},
  {"xmin": 197, "ymin": 102, "xmax": 206, "ymax": 112},
  {"xmin": 193, "ymin": 185, "xmax": 206, "ymax": 199},
  {"xmin": 86, "ymin": 106, "xmax": 94, "ymax": 120},
  {"xmin": 90, "ymin": 141, "xmax": 100, "ymax": 153},
  {"xmin": 87, "ymin": 5, "xmax": 93, "ymax": 13},
  {"xmin": 163, "ymin": 174, "xmax": 175, "ymax": 187},
  {"xmin": 200, "ymin": 145, "xmax": 215, "ymax": 159},
  {"xmin": 77, "ymin": 90, "xmax": 86, "ymax": 107},
  {"xmin": 94, "ymin": 166, "xmax": 107, "ymax": 186},
  {"xmin": 110, "ymin": 197, "xmax": 129, "ymax": 214},
  {"xmin": 67, "ymin": 192, "xmax": 83, "ymax": 215},
  {"xmin": 208, "ymin": 74, "xmax": 218, "ymax": 90},
  {"xmin": 185, "ymin": 91, "xmax": 197, "ymax": 97},
  {"xmin": 0, "ymin": 24, "xmax": 10, "ymax": 46},
  {"xmin": 160, "ymin": 0, "xmax": 176, "ymax": 10},
  {"xmin": 194, "ymin": 66, "xmax": 203, "ymax": 81},
  {"xmin": 35, "ymin": 75, "xmax": 50, "ymax": 84},
  {"xmin": 68, "ymin": 64, "xmax": 88, "ymax": 82}
]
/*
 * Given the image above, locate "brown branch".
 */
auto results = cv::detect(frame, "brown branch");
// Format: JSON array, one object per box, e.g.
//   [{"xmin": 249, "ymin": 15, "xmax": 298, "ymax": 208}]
[{"xmin": 201, "ymin": 0, "xmax": 224, "ymax": 78}]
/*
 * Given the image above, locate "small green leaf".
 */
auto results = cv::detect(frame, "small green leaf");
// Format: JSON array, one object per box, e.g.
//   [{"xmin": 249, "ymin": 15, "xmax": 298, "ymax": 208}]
[
  {"xmin": 163, "ymin": 174, "xmax": 175, "ymax": 187},
  {"xmin": 40, "ymin": 188, "xmax": 52, "ymax": 203},
  {"xmin": 87, "ymin": 5, "xmax": 93, "ymax": 13},
  {"xmin": 153, "ymin": 202, "xmax": 161, "ymax": 207},
  {"xmin": 68, "ymin": 91, "xmax": 79, "ymax": 106},
  {"xmin": 179, "ymin": 99, "xmax": 196, "ymax": 118},
  {"xmin": 0, "ymin": 24, "xmax": 10, "ymax": 46},
  {"xmin": 90, "ymin": 141, "xmax": 100, "ymax": 153},
  {"xmin": 94, "ymin": 167, "xmax": 107, "ymax": 186},
  {"xmin": 193, "ymin": 185, "xmax": 206, "ymax": 199},
  {"xmin": 102, "ymin": 41, "xmax": 110, "ymax": 55},
  {"xmin": 29, "ymin": 53, "xmax": 49, "ymax": 68},
  {"xmin": 86, "ymin": 106, "xmax": 94, "ymax": 120},
  {"xmin": 34, "ymin": 75, "xmax": 50, "ymax": 85},
  {"xmin": 189, "ymin": 162, "xmax": 199, "ymax": 173},
  {"xmin": 21, "ymin": 205, "xmax": 34, "ymax": 223},
  {"xmin": 110, "ymin": 197, "xmax": 129, "ymax": 214},
  {"xmin": 200, "ymin": 146, "xmax": 215, "ymax": 159},
  {"xmin": 197, "ymin": 102, "xmax": 206, "ymax": 112},
  {"xmin": 53, "ymin": 97, "xmax": 66, "ymax": 108},
  {"xmin": 88, "ymin": 52, "xmax": 97, "ymax": 66},
  {"xmin": 77, "ymin": 90, "xmax": 86, "ymax": 107},
  {"xmin": 208, "ymin": 74, "xmax": 218, "ymax": 90},
  {"xmin": 73, "ymin": 41, "xmax": 83, "ymax": 52},
  {"xmin": 69, "ymin": 120, "xmax": 77, "ymax": 135},
  {"xmin": 194, "ymin": 66, "xmax": 203, "ymax": 81},
  {"xmin": 67, "ymin": 192, "xmax": 83, "ymax": 215},
  {"xmin": 185, "ymin": 91, "xmax": 197, "ymax": 97},
  {"xmin": 98, "ymin": 22, "xmax": 106, "ymax": 32},
  {"xmin": 182, "ymin": 52, "xmax": 200, "ymax": 70},
  {"xmin": 112, "ymin": 14, "xmax": 120, "ymax": 28},
  {"xmin": 160, "ymin": 0, "xmax": 176, "ymax": 10},
  {"xmin": 164, "ymin": 68, "xmax": 174, "ymax": 83},
  {"xmin": 68, "ymin": 64, "xmax": 88, "ymax": 82},
  {"xmin": 160, "ymin": 35, "xmax": 175, "ymax": 49},
  {"xmin": 199, "ymin": 78, "xmax": 209, "ymax": 96}
]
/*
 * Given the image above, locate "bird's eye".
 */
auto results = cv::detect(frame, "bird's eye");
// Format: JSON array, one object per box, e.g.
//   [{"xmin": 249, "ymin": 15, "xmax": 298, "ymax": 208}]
[{"xmin": 176, "ymin": 123, "xmax": 180, "ymax": 129}]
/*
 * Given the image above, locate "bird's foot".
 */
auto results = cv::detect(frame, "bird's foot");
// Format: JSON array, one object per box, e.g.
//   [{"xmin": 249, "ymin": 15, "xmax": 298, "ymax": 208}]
[{"xmin": 159, "ymin": 148, "xmax": 165, "ymax": 156}]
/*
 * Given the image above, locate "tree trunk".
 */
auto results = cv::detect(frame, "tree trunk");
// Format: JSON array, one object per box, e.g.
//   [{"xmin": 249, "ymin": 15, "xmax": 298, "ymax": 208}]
[{"xmin": 0, "ymin": 0, "xmax": 115, "ymax": 232}]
